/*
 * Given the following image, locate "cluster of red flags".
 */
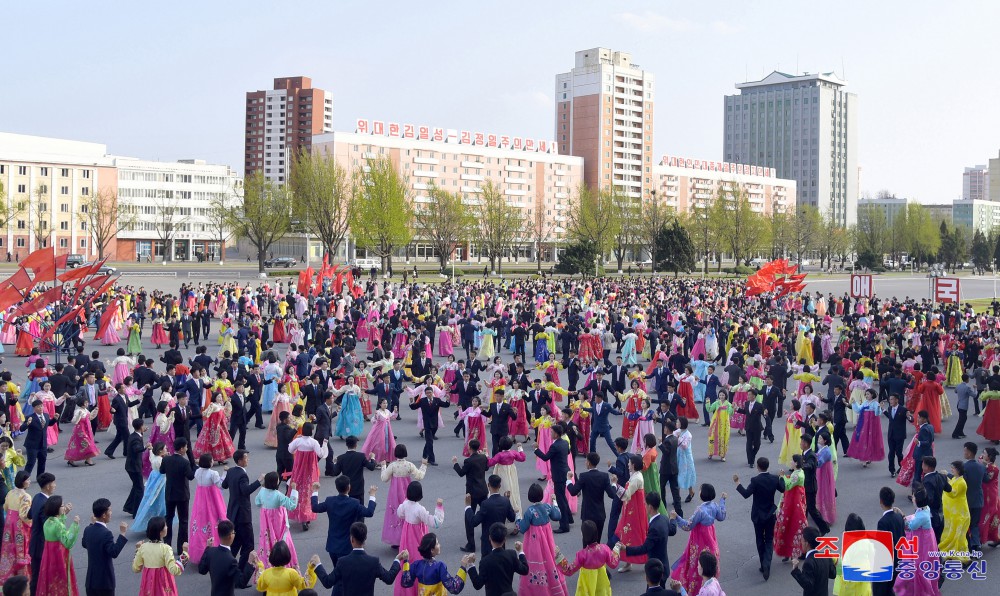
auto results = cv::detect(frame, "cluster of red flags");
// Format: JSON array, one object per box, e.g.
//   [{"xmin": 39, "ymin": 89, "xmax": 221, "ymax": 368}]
[
  {"xmin": 295, "ymin": 255, "xmax": 361, "ymax": 297},
  {"xmin": 745, "ymin": 258, "xmax": 808, "ymax": 298},
  {"xmin": 0, "ymin": 246, "xmax": 118, "ymax": 341}
]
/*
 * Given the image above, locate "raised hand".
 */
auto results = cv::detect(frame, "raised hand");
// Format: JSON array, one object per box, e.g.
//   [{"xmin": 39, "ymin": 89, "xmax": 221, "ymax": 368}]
[
  {"xmin": 309, "ymin": 554, "xmax": 322, "ymax": 567},
  {"xmin": 436, "ymin": 498, "xmax": 444, "ymax": 507},
  {"xmin": 514, "ymin": 541, "xmax": 523, "ymax": 553},
  {"xmin": 732, "ymin": 474, "xmax": 740, "ymax": 483},
  {"xmin": 288, "ymin": 481, "xmax": 296, "ymax": 491},
  {"xmin": 311, "ymin": 482, "xmax": 321, "ymax": 492},
  {"xmin": 119, "ymin": 522, "xmax": 128, "ymax": 534},
  {"xmin": 398, "ymin": 549, "xmax": 409, "ymax": 562},
  {"xmin": 720, "ymin": 492, "xmax": 728, "ymax": 500},
  {"xmin": 369, "ymin": 485, "xmax": 378, "ymax": 496},
  {"xmin": 206, "ymin": 537, "xmax": 214, "ymax": 547},
  {"xmin": 452, "ymin": 456, "xmax": 459, "ymax": 464}
]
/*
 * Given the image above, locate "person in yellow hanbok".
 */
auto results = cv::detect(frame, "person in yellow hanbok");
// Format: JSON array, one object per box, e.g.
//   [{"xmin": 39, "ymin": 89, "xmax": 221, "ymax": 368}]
[
  {"xmin": 778, "ymin": 400, "xmax": 804, "ymax": 467},
  {"xmin": 796, "ymin": 329, "xmax": 815, "ymax": 367},
  {"xmin": 939, "ymin": 460, "xmax": 971, "ymax": 562},
  {"xmin": 707, "ymin": 390, "xmax": 732, "ymax": 461}
]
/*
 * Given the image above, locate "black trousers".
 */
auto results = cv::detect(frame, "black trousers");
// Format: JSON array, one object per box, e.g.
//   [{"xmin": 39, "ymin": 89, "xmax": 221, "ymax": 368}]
[
  {"xmin": 322, "ymin": 447, "xmax": 336, "ymax": 476},
  {"xmin": 660, "ymin": 473, "xmax": 683, "ymax": 516},
  {"xmin": 24, "ymin": 447, "xmax": 47, "ymax": 479},
  {"xmin": 805, "ymin": 490, "xmax": 830, "ymax": 534},
  {"xmin": 589, "ymin": 427, "xmax": 616, "ymax": 455},
  {"xmin": 231, "ymin": 521, "xmax": 255, "ymax": 568},
  {"xmin": 105, "ymin": 425, "xmax": 128, "ymax": 457},
  {"xmin": 754, "ymin": 516, "xmax": 776, "ymax": 573},
  {"xmin": 833, "ymin": 420, "xmax": 850, "ymax": 455},
  {"xmin": 764, "ymin": 412, "xmax": 776, "ymax": 442},
  {"xmin": 552, "ymin": 479, "xmax": 572, "ymax": 530},
  {"xmin": 422, "ymin": 426, "xmax": 437, "ymax": 463},
  {"xmin": 86, "ymin": 589, "xmax": 115, "ymax": 596},
  {"xmin": 887, "ymin": 437, "xmax": 904, "ymax": 474},
  {"xmin": 952, "ymin": 409, "xmax": 968, "ymax": 438},
  {"xmin": 606, "ymin": 498, "xmax": 622, "ymax": 547},
  {"xmin": 30, "ymin": 550, "xmax": 42, "ymax": 595},
  {"xmin": 463, "ymin": 340, "xmax": 474, "ymax": 361},
  {"xmin": 277, "ymin": 454, "xmax": 293, "ymax": 479},
  {"xmin": 465, "ymin": 494, "xmax": 486, "ymax": 553},
  {"xmin": 246, "ymin": 396, "xmax": 263, "ymax": 428},
  {"xmin": 164, "ymin": 499, "xmax": 189, "ymax": 554},
  {"xmin": 123, "ymin": 470, "xmax": 144, "ymax": 515},
  {"xmin": 969, "ymin": 506, "xmax": 983, "ymax": 548},
  {"xmin": 229, "ymin": 418, "xmax": 247, "ymax": 451},
  {"xmin": 491, "ymin": 432, "xmax": 504, "ymax": 456},
  {"xmin": 584, "ymin": 514, "xmax": 607, "ymax": 543},
  {"xmin": 746, "ymin": 430, "xmax": 762, "ymax": 466}
]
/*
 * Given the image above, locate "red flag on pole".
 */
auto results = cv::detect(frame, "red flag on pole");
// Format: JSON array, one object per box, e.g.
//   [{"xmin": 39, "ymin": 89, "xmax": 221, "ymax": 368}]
[
  {"xmin": 58, "ymin": 259, "xmax": 105, "ymax": 283},
  {"xmin": 13, "ymin": 286, "xmax": 62, "ymax": 317},
  {"xmin": 94, "ymin": 299, "xmax": 120, "ymax": 340},
  {"xmin": 0, "ymin": 268, "xmax": 34, "ymax": 310},
  {"xmin": 40, "ymin": 305, "xmax": 83, "ymax": 342}
]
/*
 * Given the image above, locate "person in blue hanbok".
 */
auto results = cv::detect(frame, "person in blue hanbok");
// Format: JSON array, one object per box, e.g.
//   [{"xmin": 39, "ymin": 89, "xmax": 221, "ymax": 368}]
[
  {"xmin": 332, "ymin": 375, "xmax": 364, "ymax": 439},
  {"xmin": 261, "ymin": 356, "xmax": 281, "ymax": 413},
  {"xmin": 130, "ymin": 442, "xmax": 167, "ymax": 532},
  {"xmin": 621, "ymin": 331, "xmax": 638, "ymax": 366},
  {"xmin": 690, "ymin": 356, "xmax": 711, "ymax": 406}
]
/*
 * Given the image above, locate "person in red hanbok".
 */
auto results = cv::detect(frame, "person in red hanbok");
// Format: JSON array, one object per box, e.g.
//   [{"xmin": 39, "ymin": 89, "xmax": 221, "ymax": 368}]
[
  {"xmin": 915, "ymin": 373, "xmax": 944, "ymax": 434},
  {"xmin": 979, "ymin": 447, "xmax": 999, "ymax": 546},
  {"xmin": 978, "ymin": 388, "xmax": 1000, "ymax": 443},
  {"xmin": 287, "ymin": 424, "xmax": 328, "ymax": 531},
  {"xmin": 14, "ymin": 319, "xmax": 33, "ymax": 357},
  {"xmin": 95, "ymin": 373, "xmax": 113, "ymax": 432},
  {"xmin": 774, "ymin": 454, "xmax": 808, "ymax": 561},
  {"xmin": 0, "ymin": 471, "xmax": 32, "ymax": 582},
  {"xmin": 192, "ymin": 393, "xmax": 235, "ymax": 465},
  {"xmin": 619, "ymin": 381, "xmax": 646, "ymax": 440},
  {"xmin": 673, "ymin": 366, "xmax": 700, "ymax": 420},
  {"xmin": 507, "ymin": 381, "xmax": 530, "ymax": 440},
  {"xmin": 612, "ymin": 454, "xmax": 649, "ymax": 573}
]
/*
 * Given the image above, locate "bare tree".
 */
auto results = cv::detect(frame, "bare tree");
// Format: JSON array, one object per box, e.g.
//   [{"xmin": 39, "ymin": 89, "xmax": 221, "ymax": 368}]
[
  {"xmin": 205, "ymin": 191, "xmax": 236, "ymax": 264},
  {"xmin": 290, "ymin": 149, "xmax": 354, "ymax": 262},
  {"xmin": 637, "ymin": 191, "xmax": 671, "ymax": 274},
  {"xmin": 31, "ymin": 184, "xmax": 50, "ymax": 249},
  {"xmin": 609, "ymin": 186, "xmax": 641, "ymax": 273},
  {"xmin": 151, "ymin": 196, "xmax": 181, "ymax": 263},
  {"xmin": 80, "ymin": 188, "xmax": 130, "ymax": 260},
  {"xmin": 474, "ymin": 180, "xmax": 524, "ymax": 274},
  {"xmin": 412, "ymin": 184, "xmax": 473, "ymax": 271},
  {"xmin": 529, "ymin": 203, "xmax": 555, "ymax": 274},
  {"xmin": 0, "ymin": 181, "xmax": 18, "ymax": 232}
]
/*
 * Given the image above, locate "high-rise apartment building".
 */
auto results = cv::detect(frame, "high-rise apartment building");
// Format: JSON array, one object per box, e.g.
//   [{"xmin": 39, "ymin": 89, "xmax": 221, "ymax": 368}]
[
  {"xmin": 989, "ymin": 151, "xmax": 1000, "ymax": 203},
  {"xmin": 962, "ymin": 164, "xmax": 989, "ymax": 201},
  {"xmin": 555, "ymin": 48, "xmax": 655, "ymax": 200},
  {"xmin": 244, "ymin": 76, "xmax": 333, "ymax": 182},
  {"xmin": 723, "ymin": 71, "xmax": 858, "ymax": 226}
]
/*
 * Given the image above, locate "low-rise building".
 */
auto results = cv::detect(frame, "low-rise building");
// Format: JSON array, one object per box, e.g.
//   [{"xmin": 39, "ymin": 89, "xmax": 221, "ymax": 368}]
[{"xmin": 651, "ymin": 155, "xmax": 796, "ymax": 216}]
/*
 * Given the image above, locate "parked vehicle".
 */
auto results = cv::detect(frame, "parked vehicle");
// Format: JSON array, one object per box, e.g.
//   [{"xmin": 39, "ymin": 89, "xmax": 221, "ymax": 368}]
[
  {"xmin": 263, "ymin": 256, "xmax": 297, "ymax": 268},
  {"xmin": 65, "ymin": 254, "xmax": 85, "ymax": 268},
  {"xmin": 353, "ymin": 257, "xmax": 382, "ymax": 270}
]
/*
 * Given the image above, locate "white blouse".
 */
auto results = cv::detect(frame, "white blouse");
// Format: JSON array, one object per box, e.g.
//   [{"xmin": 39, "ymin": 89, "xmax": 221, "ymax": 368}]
[
  {"xmin": 396, "ymin": 499, "xmax": 444, "ymax": 528},
  {"xmin": 380, "ymin": 459, "xmax": 427, "ymax": 482},
  {"xmin": 194, "ymin": 467, "xmax": 223, "ymax": 488},
  {"xmin": 288, "ymin": 436, "xmax": 329, "ymax": 458}
]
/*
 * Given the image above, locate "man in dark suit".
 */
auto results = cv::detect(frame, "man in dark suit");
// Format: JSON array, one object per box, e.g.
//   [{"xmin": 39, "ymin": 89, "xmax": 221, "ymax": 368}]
[
  {"xmin": 387, "ymin": 362, "xmax": 411, "ymax": 414},
  {"xmin": 525, "ymin": 379, "xmax": 551, "ymax": 422},
  {"xmin": 482, "ymin": 392, "xmax": 515, "ymax": 456},
  {"xmin": 311, "ymin": 476, "xmax": 377, "ymax": 568},
  {"xmin": 221, "ymin": 450, "xmax": 263, "ymax": 568},
  {"xmin": 160, "ymin": 438, "xmax": 195, "ymax": 554},
  {"xmin": 197, "ymin": 520, "xmax": 256, "ymax": 596},
  {"xmin": 760, "ymin": 376, "xmax": 784, "ymax": 442},
  {"xmin": 172, "ymin": 393, "xmax": 195, "ymax": 468},
  {"xmin": 314, "ymin": 522, "xmax": 404, "ymax": 596},
  {"xmin": 621, "ymin": 492, "xmax": 677, "ymax": 568},
  {"xmin": 408, "ymin": 386, "xmax": 450, "ymax": 464},
  {"xmin": 28, "ymin": 472, "xmax": 56, "ymax": 595},
  {"xmin": 583, "ymin": 392, "xmax": 622, "ymax": 455},
  {"xmin": 645, "ymin": 362, "xmax": 673, "ymax": 403},
  {"xmin": 274, "ymin": 411, "xmax": 297, "ymax": 480},
  {"xmin": 799, "ymin": 434, "xmax": 831, "ymax": 535},
  {"xmin": 568, "ymin": 452, "xmax": 618, "ymax": 543},
  {"xmin": 534, "ymin": 424, "xmax": 572, "ymax": 532},
  {"xmin": 581, "ymin": 371, "xmax": 615, "ymax": 405},
  {"xmin": 240, "ymin": 364, "xmax": 266, "ymax": 429},
  {"xmin": 642, "ymin": 559, "xmax": 686, "ymax": 595},
  {"xmin": 963, "ymin": 441, "xmax": 986, "ymax": 550},
  {"xmin": 882, "ymin": 394, "xmax": 908, "ymax": 478},
  {"xmin": 105, "ymin": 384, "xmax": 140, "ymax": 459},
  {"xmin": 227, "ymin": 382, "xmax": 248, "ymax": 451},
  {"xmin": 564, "ymin": 351, "xmax": 581, "ymax": 391},
  {"xmin": 453, "ymin": 440, "xmax": 489, "ymax": 553},
  {"xmin": 330, "ymin": 435, "xmax": 378, "ymax": 505},
  {"xmin": 467, "ymin": 522, "xmax": 528, "ymax": 596},
  {"xmin": 658, "ymin": 421, "xmax": 683, "ymax": 517},
  {"xmin": 919, "ymin": 456, "xmax": 951, "ymax": 542},
  {"xmin": 734, "ymin": 457, "xmax": 785, "ymax": 580},
  {"xmin": 739, "ymin": 394, "xmax": 766, "ymax": 467},
  {"xmin": 183, "ymin": 368, "xmax": 209, "ymax": 434},
  {"xmin": 315, "ymin": 392, "xmax": 337, "ymax": 476},
  {"xmin": 791, "ymin": 527, "xmax": 837, "ymax": 596},
  {"xmin": 605, "ymin": 357, "xmax": 629, "ymax": 395},
  {"xmin": 873, "ymin": 487, "xmax": 906, "ymax": 596},
  {"xmin": 466, "ymin": 476, "xmax": 516, "ymax": 556},
  {"xmin": 300, "ymin": 374, "xmax": 324, "ymax": 417},
  {"xmin": 450, "ymin": 372, "xmax": 480, "ymax": 437},
  {"xmin": 20, "ymin": 399, "xmax": 57, "ymax": 478},
  {"xmin": 912, "ymin": 410, "xmax": 934, "ymax": 484},
  {"xmin": 123, "ymin": 420, "xmax": 146, "ymax": 517},
  {"xmin": 81, "ymin": 498, "xmax": 128, "ymax": 596}
]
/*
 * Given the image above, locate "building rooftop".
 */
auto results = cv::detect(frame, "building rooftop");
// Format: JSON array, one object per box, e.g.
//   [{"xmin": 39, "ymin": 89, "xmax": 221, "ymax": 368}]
[{"xmin": 736, "ymin": 70, "xmax": 847, "ymax": 90}]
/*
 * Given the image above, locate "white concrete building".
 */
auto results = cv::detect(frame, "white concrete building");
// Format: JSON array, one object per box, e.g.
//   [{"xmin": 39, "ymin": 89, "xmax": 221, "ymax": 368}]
[{"xmin": 963, "ymin": 164, "xmax": 989, "ymax": 202}]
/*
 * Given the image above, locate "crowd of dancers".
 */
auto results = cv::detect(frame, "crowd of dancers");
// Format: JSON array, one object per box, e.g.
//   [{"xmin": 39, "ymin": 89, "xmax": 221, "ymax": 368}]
[{"xmin": 0, "ymin": 274, "xmax": 996, "ymax": 596}]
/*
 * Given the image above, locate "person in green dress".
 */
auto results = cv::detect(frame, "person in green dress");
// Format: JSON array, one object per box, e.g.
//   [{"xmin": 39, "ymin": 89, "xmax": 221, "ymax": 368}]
[{"xmin": 36, "ymin": 495, "xmax": 81, "ymax": 596}]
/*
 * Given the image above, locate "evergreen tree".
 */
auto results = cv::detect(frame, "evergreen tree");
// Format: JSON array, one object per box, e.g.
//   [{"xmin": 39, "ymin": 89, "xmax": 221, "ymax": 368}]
[{"xmin": 654, "ymin": 219, "xmax": 696, "ymax": 276}]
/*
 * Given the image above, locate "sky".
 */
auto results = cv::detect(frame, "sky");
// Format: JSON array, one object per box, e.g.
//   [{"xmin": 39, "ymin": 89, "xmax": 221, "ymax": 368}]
[{"xmin": 3, "ymin": 0, "xmax": 999, "ymax": 203}]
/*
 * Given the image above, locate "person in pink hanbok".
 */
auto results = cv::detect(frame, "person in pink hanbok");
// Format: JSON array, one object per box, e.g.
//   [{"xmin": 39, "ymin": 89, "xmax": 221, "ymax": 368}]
[
  {"xmin": 109, "ymin": 349, "xmax": 136, "ymax": 386},
  {"xmin": 395, "ymin": 483, "xmax": 444, "ymax": 596},
  {"xmin": 34, "ymin": 382, "xmax": 64, "ymax": 447},
  {"xmin": 64, "ymin": 397, "xmax": 99, "ymax": 466},
  {"xmin": 437, "ymin": 323, "xmax": 454, "ymax": 357},
  {"xmin": 264, "ymin": 385, "xmax": 292, "ymax": 448},
  {"xmin": 489, "ymin": 437, "xmax": 527, "ymax": 515},
  {"xmin": 380, "ymin": 445, "xmax": 428, "ymax": 547},
  {"xmin": 457, "ymin": 398, "xmax": 488, "ymax": 458},
  {"xmin": 361, "ymin": 399, "xmax": 399, "ymax": 463},
  {"xmin": 255, "ymin": 472, "xmax": 299, "ymax": 569},
  {"xmin": 188, "ymin": 454, "xmax": 227, "ymax": 565},
  {"xmin": 287, "ymin": 425, "xmax": 328, "ymax": 531},
  {"xmin": 131, "ymin": 517, "xmax": 185, "ymax": 596},
  {"xmin": 0, "ymin": 471, "xmax": 32, "ymax": 581}
]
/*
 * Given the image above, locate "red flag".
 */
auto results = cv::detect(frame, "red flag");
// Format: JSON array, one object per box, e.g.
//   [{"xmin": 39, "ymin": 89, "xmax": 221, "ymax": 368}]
[
  {"xmin": 0, "ymin": 285, "xmax": 24, "ymax": 311},
  {"xmin": 20, "ymin": 247, "xmax": 54, "ymax": 270},
  {"xmin": 0, "ymin": 268, "xmax": 34, "ymax": 310},
  {"xmin": 58, "ymin": 259, "xmax": 105, "ymax": 283},
  {"xmin": 6, "ymin": 268, "xmax": 34, "ymax": 292},
  {"xmin": 94, "ymin": 299, "xmax": 120, "ymax": 340},
  {"xmin": 296, "ymin": 271, "xmax": 308, "ymax": 295},
  {"xmin": 55, "ymin": 254, "xmax": 68, "ymax": 269},
  {"xmin": 13, "ymin": 286, "xmax": 62, "ymax": 317},
  {"xmin": 40, "ymin": 305, "xmax": 83, "ymax": 342},
  {"xmin": 333, "ymin": 272, "xmax": 344, "ymax": 294},
  {"xmin": 346, "ymin": 269, "xmax": 355, "ymax": 289}
]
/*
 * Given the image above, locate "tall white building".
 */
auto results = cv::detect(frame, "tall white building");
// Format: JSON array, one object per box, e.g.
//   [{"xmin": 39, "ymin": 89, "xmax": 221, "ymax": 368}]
[
  {"xmin": 963, "ymin": 164, "xmax": 989, "ymax": 201},
  {"xmin": 555, "ymin": 48, "xmax": 655, "ymax": 199},
  {"xmin": 723, "ymin": 71, "xmax": 859, "ymax": 226}
]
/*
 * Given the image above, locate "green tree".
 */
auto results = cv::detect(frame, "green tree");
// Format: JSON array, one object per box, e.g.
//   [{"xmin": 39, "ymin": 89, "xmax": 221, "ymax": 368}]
[
  {"xmin": 566, "ymin": 184, "xmax": 620, "ymax": 263},
  {"xmin": 351, "ymin": 157, "xmax": 413, "ymax": 271},
  {"xmin": 290, "ymin": 149, "xmax": 354, "ymax": 262},
  {"xmin": 853, "ymin": 203, "xmax": 888, "ymax": 258},
  {"xmin": 555, "ymin": 240, "xmax": 599, "ymax": 276},
  {"xmin": 711, "ymin": 182, "xmax": 766, "ymax": 266},
  {"xmin": 972, "ymin": 228, "xmax": 992, "ymax": 274},
  {"xmin": 654, "ymin": 219, "xmax": 695, "ymax": 276},
  {"xmin": 473, "ymin": 180, "xmax": 523, "ymax": 274},
  {"xmin": 904, "ymin": 204, "xmax": 940, "ymax": 266},
  {"xmin": 413, "ymin": 184, "xmax": 474, "ymax": 271},
  {"xmin": 608, "ymin": 186, "xmax": 640, "ymax": 273},
  {"xmin": 229, "ymin": 172, "xmax": 292, "ymax": 273},
  {"xmin": 768, "ymin": 206, "xmax": 792, "ymax": 260},
  {"xmin": 790, "ymin": 205, "xmax": 822, "ymax": 266}
]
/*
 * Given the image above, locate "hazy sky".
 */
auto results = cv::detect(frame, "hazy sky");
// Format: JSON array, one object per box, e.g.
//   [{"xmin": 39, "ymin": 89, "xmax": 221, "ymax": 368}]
[{"xmin": 4, "ymin": 1, "xmax": 998, "ymax": 202}]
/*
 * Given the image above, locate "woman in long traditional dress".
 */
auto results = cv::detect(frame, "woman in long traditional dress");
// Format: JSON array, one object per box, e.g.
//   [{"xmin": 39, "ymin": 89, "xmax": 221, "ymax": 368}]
[
  {"xmin": 893, "ymin": 489, "xmax": 941, "ymax": 596},
  {"xmin": 612, "ymin": 455, "xmax": 649, "ymax": 573},
  {"xmin": 131, "ymin": 442, "xmax": 167, "ymax": 533},
  {"xmin": 832, "ymin": 513, "xmax": 872, "ymax": 596},
  {"xmin": 980, "ymin": 447, "xmax": 1000, "ymax": 547},
  {"xmin": 628, "ymin": 399, "xmax": 656, "ymax": 454},
  {"xmin": 517, "ymin": 483, "xmax": 569, "ymax": 596},
  {"xmin": 488, "ymin": 437, "xmax": 526, "ymax": 516},
  {"xmin": 395, "ymin": 482, "xmax": 444, "ymax": 596},
  {"xmin": 192, "ymin": 393, "xmax": 235, "ymax": 465},
  {"xmin": 774, "ymin": 454, "xmax": 808, "ymax": 562},
  {"xmin": 670, "ymin": 483, "xmax": 726, "ymax": 596},
  {"xmin": 639, "ymin": 433, "xmax": 668, "ymax": 516},
  {"xmin": 508, "ymin": 380, "xmax": 531, "ymax": 441},
  {"xmin": 361, "ymin": 399, "xmax": 398, "ymax": 463},
  {"xmin": 332, "ymin": 375, "xmax": 364, "ymax": 439},
  {"xmin": 33, "ymin": 382, "xmax": 63, "ymax": 447},
  {"xmin": 620, "ymin": 381, "xmax": 646, "ymax": 441},
  {"xmin": 110, "ymin": 349, "xmax": 135, "ymax": 386},
  {"xmin": 706, "ymin": 390, "xmax": 731, "ymax": 462},
  {"xmin": 131, "ymin": 517, "xmax": 185, "ymax": 596},
  {"xmin": 36, "ymin": 496, "xmax": 81, "ymax": 596},
  {"xmin": 846, "ymin": 389, "xmax": 886, "ymax": 467},
  {"xmin": 141, "ymin": 401, "xmax": 175, "ymax": 476},
  {"xmin": 779, "ymin": 399, "xmax": 804, "ymax": 467},
  {"xmin": 0, "ymin": 471, "xmax": 32, "ymax": 581},
  {"xmin": 457, "ymin": 397, "xmax": 487, "ymax": 457},
  {"xmin": 380, "ymin": 445, "xmax": 427, "ymax": 548},
  {"xmin": 939, "ymin": 460, "xmax": 971, "ymax": 562},
  {"xmin": 287, "ymin": 424, "xmax": 328, "ymax": 531},
  {"xmin": 260, "ymin": 357, "xmax": 281, "ymax": 413},
  {"xmin": 675, "ymin": 417, "xmax": 697, "ymax": 503},
  {"xmin": 555, "ymin": 520, "xmax": 619, "ymax": 596},
  {"xmin": 816, "ymin": 433, "xmax": 837, "ymax": 526},
  {"xmin": 264, "ymin": 384, "xmax": 292, "ymax": 448},
  {"xmin": 188, "ymin": 453, "xmax": 227, "ymax": 564},
  {"xmin": 533, "ymin": 406, "xmax": 555, "ymax": 480},
  {"xmin": 255, "ymin": 472, "xmax": 299, "ymax": 569}
]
